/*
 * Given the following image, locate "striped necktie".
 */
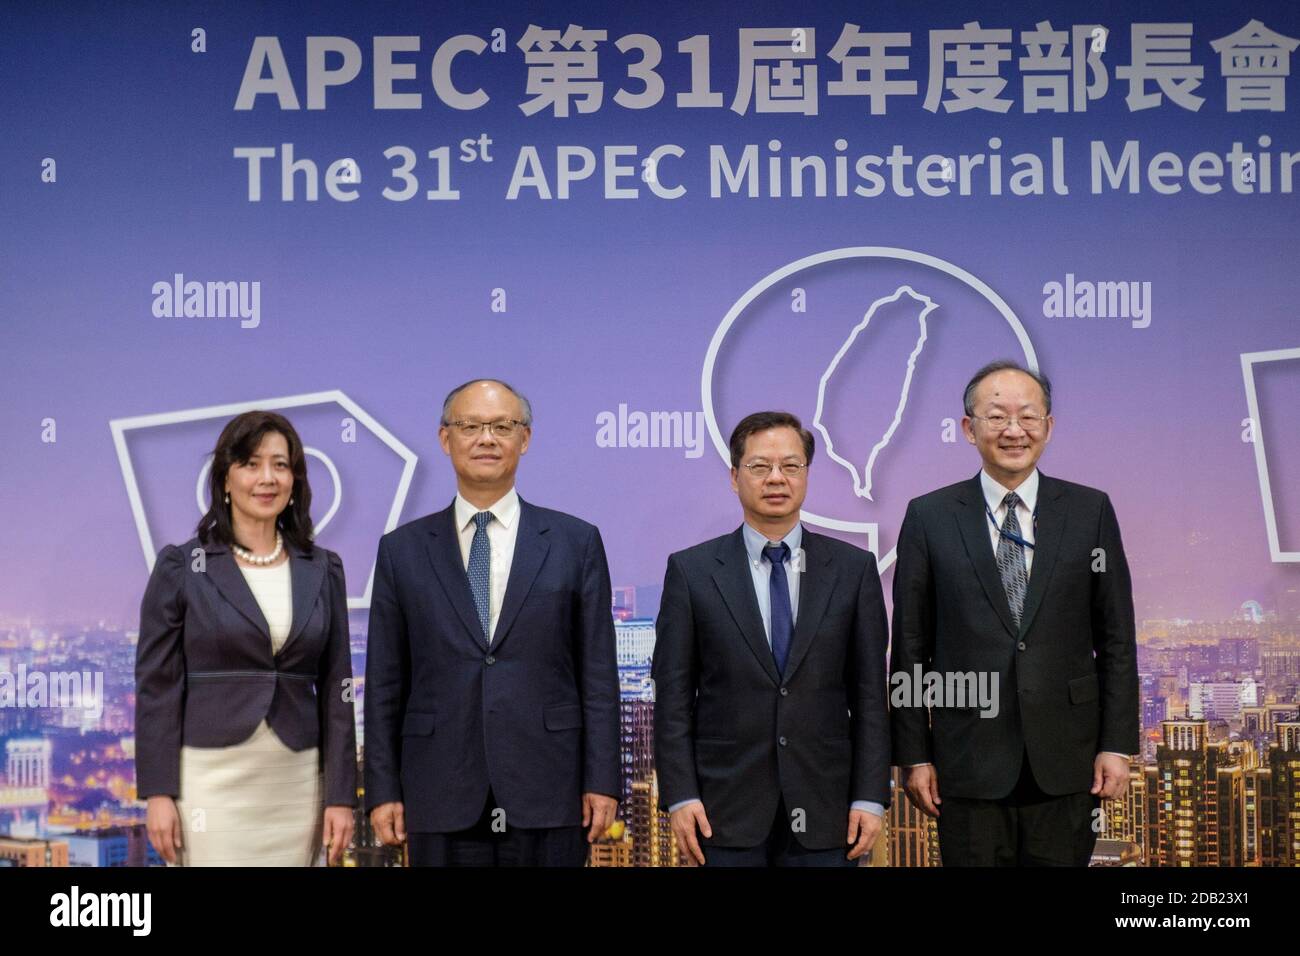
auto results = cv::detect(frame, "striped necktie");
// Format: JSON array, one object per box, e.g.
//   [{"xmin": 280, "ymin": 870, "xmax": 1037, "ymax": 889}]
[{"xmin": 996, "ymin": 492, "xmax": 1029, "ymax": 626}]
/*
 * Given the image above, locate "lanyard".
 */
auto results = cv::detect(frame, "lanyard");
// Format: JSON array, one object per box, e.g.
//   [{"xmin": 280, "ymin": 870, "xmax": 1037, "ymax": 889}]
[{"xmin": 986, "ymin": 500, "xmax": 1038, "ymax": 550}]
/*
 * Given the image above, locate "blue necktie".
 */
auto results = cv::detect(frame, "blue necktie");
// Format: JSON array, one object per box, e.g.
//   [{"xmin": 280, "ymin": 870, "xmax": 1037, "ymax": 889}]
[
  {"xmin": 764, "ymin": 542, "xmax": 793, "ymax": 675},
  {"xmin": 468, "ymin": 511, "xmax": 494, "ymax": 643}
]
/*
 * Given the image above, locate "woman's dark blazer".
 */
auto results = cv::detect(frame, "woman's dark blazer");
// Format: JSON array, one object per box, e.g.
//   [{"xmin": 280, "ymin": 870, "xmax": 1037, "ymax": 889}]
[{"xmin": 134, "ymin": 534, "xmax": 359, "ymax": 807}]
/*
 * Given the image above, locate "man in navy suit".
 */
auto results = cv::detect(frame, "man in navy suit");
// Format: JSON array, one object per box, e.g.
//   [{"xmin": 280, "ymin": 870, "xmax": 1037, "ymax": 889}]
[{"xmin": 364, "ymin": 379, "xmax": 619, "ymax": 866}]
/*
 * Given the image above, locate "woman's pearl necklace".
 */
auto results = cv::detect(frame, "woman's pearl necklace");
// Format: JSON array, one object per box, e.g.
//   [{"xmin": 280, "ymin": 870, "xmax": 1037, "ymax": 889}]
[{"xmin": 233, "ymin": 531, "xmax": 284, "ymax": 566}]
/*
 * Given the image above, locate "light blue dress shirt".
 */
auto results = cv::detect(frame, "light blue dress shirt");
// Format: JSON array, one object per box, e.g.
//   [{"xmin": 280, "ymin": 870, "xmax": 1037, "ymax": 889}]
[
  {"xmin": 669, "ymin": 522, "xmax": 884, "ymax": 819},
  {"xmin": 741, "ymin": 521, "xmax": 803, "ymax": 648}
]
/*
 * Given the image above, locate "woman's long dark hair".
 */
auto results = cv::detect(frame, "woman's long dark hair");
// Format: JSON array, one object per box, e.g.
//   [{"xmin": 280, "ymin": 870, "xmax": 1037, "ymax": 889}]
[{"xmin": 196, "ymin": 411, "xmax": 315, "ymax": 554}]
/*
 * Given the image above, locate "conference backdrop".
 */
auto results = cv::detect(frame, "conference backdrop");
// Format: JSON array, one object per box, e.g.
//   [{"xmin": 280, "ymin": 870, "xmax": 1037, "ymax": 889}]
[{"xmin": 2, "ymin": 0, "xmax": 1298, "ymax": 867}]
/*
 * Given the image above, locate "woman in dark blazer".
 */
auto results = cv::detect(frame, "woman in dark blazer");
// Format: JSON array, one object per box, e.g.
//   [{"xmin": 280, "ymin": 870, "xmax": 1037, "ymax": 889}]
[{"xmin": 135, "ymin": 410, "xmax": 357, "ymax": 865}]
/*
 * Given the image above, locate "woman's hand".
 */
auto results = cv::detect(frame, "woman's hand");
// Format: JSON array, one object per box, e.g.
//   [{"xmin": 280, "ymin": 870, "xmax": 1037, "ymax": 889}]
[
  {"xmin": 146, "ymin": 795, "xmax": 183, "ymax": 864},
  {"xmin": 322, "ymin": 806, "xmax": 355, "ymax": 865}
]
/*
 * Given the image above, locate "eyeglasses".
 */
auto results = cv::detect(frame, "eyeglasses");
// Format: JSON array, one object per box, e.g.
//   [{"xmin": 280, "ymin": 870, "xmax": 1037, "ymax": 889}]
[
  {"xmin": 447, "ymin": 419, "xmax": 527, "ymax": 439},
  {"xmin": 740, "ymin": 461, "xmax": 808, "ymax": 479},
  {"xmin": 971, "ymin": 413, "xmax": 1047, "ymax": 433}
]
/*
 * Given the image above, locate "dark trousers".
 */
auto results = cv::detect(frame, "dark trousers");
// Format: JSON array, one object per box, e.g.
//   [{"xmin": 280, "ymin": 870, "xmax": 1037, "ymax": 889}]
[
  {"xmin": 937, "ymin": 749, "xmax": 1100, "ymax": 866},
  {"xmin": 407, "ymin": 789, "xmax": 588, "ymax": 867},
  {"xmin": 703, "ymin": 796, "xmax": 859, "ymax": 868}
]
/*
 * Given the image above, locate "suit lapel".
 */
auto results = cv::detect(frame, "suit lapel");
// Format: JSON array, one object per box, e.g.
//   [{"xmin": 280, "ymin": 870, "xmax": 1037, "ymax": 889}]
[
  {"xmin": 781, "ymin": 529, "xmax": 835, "ymax": 682},
  {"xmin": 955, "ymin": 474, "xmax": 1020, "ymax": 640},
  {"xmin": 712, "ymin": 528, "xmax": 781, "ymax": 686},
  {"xmin": 1017, "ymin": 472, "xmax": 1067, "ymax": 639},
  {"xmin": 280, "ymin": 543, "xmax": 326, "ymax": 656},
  {"xmin": 204, "ymin": 545, "xmax": 272, "ymax": 643},
  {"xmin": 424, "ymin": 504, "xmax": 491, "ymax": 651},
  {"xmin": 489, "ymin": 499, "xmax": 549, "ymax": 652}
]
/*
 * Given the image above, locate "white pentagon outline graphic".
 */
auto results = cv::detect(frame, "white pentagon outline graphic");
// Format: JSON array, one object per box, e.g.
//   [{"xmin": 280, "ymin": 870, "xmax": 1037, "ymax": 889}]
[
  {"xmin": 701, "ymin": 247, "xmax": 1038, "ymax": 575},
  {"xmin": 1240, "ymin": 347, "xmax": 1300, "ymax": 562},
  {"xmin": 109, "ymin": 389, "xmax": 418, "ymax": 608}
]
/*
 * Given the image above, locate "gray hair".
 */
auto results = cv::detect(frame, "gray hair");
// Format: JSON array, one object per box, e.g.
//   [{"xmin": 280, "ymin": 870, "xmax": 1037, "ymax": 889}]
[
  {"xmin": 963, "ymin": 360, "xmax": 1052, "ymax": 416},
  {"xmin": 440, "ymin": 379, "xmax": 534, "ymax": 426}
]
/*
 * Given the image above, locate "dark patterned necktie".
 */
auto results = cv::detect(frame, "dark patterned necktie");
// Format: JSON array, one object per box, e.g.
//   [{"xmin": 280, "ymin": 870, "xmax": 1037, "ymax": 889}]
[
  {"xmin": 764, "ymin": 542, "xmax": 793, "ymax": 675},
  {"xmin": 468, "ymin": 511, "xmax": 494, "ymax": 643},
  {"xmin": 996, "ymin": 492, "xmax": 1029, "ymax": 627}
]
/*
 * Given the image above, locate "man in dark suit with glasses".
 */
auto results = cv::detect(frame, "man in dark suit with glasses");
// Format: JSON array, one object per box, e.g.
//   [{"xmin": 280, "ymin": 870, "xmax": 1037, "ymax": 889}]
[
  {"xmin": 364, "ymin": 379, "xmax": 620, "ymax": 866},
  {"xmin": 653, "ymin": 410, "xmax": 891, "ymax": 866},
  {"xmin": 891, "ymin": 360, "xmax": 1138, "ymax": 866}
]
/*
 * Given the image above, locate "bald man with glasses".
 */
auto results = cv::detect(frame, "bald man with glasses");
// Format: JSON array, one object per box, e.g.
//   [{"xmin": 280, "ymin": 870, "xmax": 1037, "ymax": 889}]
[{"xmin": 364, "ymin": 379, "xmax": 620, "ymax": 866}]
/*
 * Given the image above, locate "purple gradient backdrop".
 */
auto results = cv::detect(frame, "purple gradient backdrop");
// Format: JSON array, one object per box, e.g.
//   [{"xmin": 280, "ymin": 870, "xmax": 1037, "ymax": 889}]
[{"xmin": 2, "ymin": 0, "xmax": 1297, "ymax": 624}]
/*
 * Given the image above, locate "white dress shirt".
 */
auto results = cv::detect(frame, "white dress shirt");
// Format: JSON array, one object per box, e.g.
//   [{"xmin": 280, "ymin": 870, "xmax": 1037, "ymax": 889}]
[
  {"xmin": 981, "ymin": 468, "xmax": 1038, "ymax": 576},
  {"xmin": 453, "ymin": 487, "xmax": 520, "ymax": 644}
]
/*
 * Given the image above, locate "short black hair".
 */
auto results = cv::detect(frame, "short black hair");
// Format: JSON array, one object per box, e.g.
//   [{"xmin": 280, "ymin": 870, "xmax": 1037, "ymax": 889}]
[
  {"xmin": 963, "ymin": 360, "xmax": 1052, "ymax": 416},
  {"xmin": 728, "ymin": 411, "xmax": 815, "ymax": 469}
]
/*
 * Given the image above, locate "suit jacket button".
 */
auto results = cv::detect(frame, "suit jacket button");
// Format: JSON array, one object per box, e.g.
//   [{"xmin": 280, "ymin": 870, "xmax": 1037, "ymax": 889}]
[
  {"xmin": 1017, "ymin": 641, "xmax": 1026, "ymax": 651},
  {"xmin": 779, "ymin": 736, "xmax": 788, "ymax": 746},
  {"xmin": 780, "ymin": 687, "xmax": 789, "ymax": 696},
  {"xmin": 485, "ymin": 655, "xmax": 496, "ymax": 665}
]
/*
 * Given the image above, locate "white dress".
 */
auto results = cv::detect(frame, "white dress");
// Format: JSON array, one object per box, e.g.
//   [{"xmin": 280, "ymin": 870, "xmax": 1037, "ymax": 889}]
[{"xmin": 174, "ymin": 559, "xmax": 324, "ymax": 866}]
